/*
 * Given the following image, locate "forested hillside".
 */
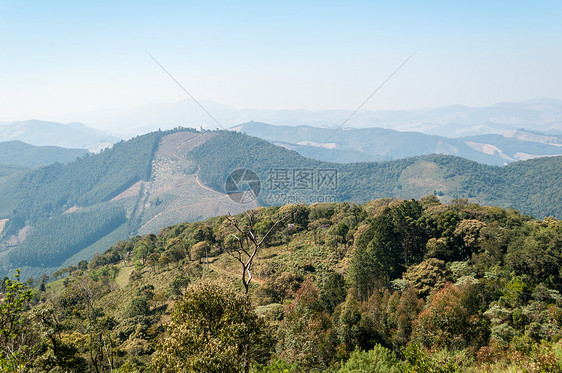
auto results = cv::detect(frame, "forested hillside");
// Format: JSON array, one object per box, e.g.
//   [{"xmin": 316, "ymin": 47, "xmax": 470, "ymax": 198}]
[
  {"xmin": 0, "ymin": 164, "xmax": 24, "ymax": 178},
  {"xmin": 0, "ymin": 132, "xmax": 160, "ymax": 223},
  {"xmin": 0, "ymin": 131, "xmax": 164, "ymax": 277},
  {"xmin": 0, "ymin": 128, "xmax": 560, "ymax": 280},
  {"xmin": 190, "ymin": 131, "xmax": 562, "ymax": 218},
  {"xmin": 1, "ymin": 199, "xmax": 561, "ymax": 372}
]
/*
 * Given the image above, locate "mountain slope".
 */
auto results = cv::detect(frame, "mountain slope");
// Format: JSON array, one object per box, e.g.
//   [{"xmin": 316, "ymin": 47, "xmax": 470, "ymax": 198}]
[
  {"xmin": 0, "ymin": 129, "xmax": 251, "ymax": 278},
  {"xmin": 0, "ymin": 140, "xmax": 88, "ymax": 168},
  {"xmin": 0, "ymin": 164, "xmax": 25, "ymax": 178},
  {"xmin": 8, "ymin": 199, "xmax": 561, "ymax": 372}
]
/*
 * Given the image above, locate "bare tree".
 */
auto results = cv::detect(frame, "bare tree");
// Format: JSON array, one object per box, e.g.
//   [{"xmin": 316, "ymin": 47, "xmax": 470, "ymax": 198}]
[{"xmin": 225, "ymin": 211, "xmax": 287, "ymax": 294}]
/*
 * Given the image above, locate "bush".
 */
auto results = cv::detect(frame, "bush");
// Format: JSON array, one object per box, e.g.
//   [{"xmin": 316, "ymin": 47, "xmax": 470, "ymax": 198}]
[
  {"xmin": 338, "ymin": 345, "xmax": 401, "ymax": 373},
  {"xmin": 126, "ymin": 297, "xmax": 151, "ymax": 318}
]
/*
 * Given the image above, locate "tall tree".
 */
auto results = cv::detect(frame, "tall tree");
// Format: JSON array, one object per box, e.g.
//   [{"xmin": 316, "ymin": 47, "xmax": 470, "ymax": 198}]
[{"xmin": 350, "ymin": 210, "xmax": 402, "ymax": 301}]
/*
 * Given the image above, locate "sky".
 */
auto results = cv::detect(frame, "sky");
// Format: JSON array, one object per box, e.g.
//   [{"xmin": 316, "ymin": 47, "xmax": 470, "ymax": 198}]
[{"xmin": 1, "ymin": 0, "xmax": 561, "ymax": 125}]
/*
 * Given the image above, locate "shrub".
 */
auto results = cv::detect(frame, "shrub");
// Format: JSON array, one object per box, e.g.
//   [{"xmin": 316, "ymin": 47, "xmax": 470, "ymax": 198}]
[{"xmin": 338, "ymin": 345, "xmax": 400, "ymax": 373}]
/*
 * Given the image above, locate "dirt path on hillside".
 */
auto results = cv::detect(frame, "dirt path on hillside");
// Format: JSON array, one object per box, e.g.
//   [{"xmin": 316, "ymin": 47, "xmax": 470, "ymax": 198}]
[{"xmin": 194, "ymin": 166, "xmax": 223, "ymax": 195}]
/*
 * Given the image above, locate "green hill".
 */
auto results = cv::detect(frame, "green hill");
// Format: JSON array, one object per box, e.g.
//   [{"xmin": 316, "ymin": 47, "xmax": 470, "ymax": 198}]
[
  {"xmin": 190, "ymin": 131, "xmax": 562, "ymax": 218},
  {"xmin": 0, "ymin": 128, "xmax": 560, "ymax": 279}
]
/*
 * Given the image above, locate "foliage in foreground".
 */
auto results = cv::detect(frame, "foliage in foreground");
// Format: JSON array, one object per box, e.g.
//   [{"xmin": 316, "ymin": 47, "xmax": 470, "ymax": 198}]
[{"xmin": 0, "ymin": 197, "xmax": 561, "ymax": 372}]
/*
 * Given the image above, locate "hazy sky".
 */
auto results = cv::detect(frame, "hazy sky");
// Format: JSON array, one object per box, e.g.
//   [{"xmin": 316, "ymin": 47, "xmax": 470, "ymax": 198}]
[{"xmin": 1, "ymin": 1, "xmax": 561, "ymax": 122}]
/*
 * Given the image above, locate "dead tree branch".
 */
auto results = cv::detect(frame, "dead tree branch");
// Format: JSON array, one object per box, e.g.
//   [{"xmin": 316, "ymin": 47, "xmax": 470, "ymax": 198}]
[{"xmin": 224, "ymin": 211, "xmax": 287, "ymax": 294}]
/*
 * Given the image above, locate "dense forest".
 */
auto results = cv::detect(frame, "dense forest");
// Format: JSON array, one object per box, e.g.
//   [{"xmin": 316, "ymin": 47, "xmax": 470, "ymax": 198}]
[
  {"xmin": 1, "ymin": 198, "xmax": 561, "ymax": 372},
  {"xmin": 7, "ymin": 205, "xmax": 127, "ymax": 267},
  {"xmin": 0, "ymin": 164, "xmax": 24, "ymax": 178}
]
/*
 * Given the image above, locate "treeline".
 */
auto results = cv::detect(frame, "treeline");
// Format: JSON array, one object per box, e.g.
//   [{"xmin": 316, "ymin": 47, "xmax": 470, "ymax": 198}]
[{"xmin": 1, "ymin": 198, "xmax": 561, "ymax": 372}]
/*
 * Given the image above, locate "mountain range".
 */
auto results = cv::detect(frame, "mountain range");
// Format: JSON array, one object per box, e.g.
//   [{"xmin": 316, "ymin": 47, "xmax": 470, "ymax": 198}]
[
  {"xmin": 52, "ymin": 97, "xmax": 562, "ymax": 137},
  {"xmin": 0, "ymin": 128, "xmax": 559, "ymax": 279},
  {"xmin": 232, "ymin": 122, "xmax": 562, "ymax": 165},
  {"xmin": 5, "ymin": 97, "xmax": 562, "ymax": 168}
]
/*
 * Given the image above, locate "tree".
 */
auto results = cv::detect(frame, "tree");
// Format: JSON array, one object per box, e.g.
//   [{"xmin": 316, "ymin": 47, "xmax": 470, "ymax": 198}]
[
  {"xmin": 63, "ymin": 276, "xmax": 117, "ymax": 373},
  {"xmin": 30, "ymin": 304, "xmax": 88, "ymax": 372},
  {"xmin": 277, "ymin": 279, "xmax": 332, "ymax": 370},
  {"xmin": 224, "ymin": 211, "xmax": 287, "ymax": 294},
  {"xmin": 402, "ymin": 258, "xmax": 451, "ymax": 297},
  {"xmin": 333, "ymin": 292, "xmax": 377, "ymax": 356},
  {"xmin": 191, "ymin": 241, "xmax": 209, "ymax": 264},
  {"xmin": 255, "ymin": 272, "xmax": 302, "ymax": 305},
  {"xmin": 337, "ymin": 223, "xmax": 349, "ymax": 247},
  {"xmin": 319, "ymin": 272, "xmax": 347, "ymax": 314},
  {"xmin": 77, "ymin": 260, "xmax": 89, "ymax": 271},
  {"xmin": 0, "ymin": 270, "xmax": 35, "ymax": 370},
  {"xmin": 411, "ymin": 282, "xmax": 489, "ymax": 351},
  {"xmin": 395, "ymin": 288, "xmax": 425, "ymax": 346},
  {"xmin": 133, "ymin": 243, "xmax": 150, "ymax": 265},
  {"xmin": 147, "ymin": 252, "xmax": 160, "ymax": 271},
  {"xmin": 338, "ymin": 345, "xmax": 400, "ymax": 373},
  {"xmin": 392, "ymin": 199, "xmax": 426, "ymax": 266},
  {"xmin": 169, "ymin": 274, "xmax": 191, "ymax": 299},
  {"xmin": 152, "ymin": 282, "xmax": 272, "ymax": 373},
  {"xmin": 350, "ymin": 210, "xmax": 402, "ymax": 301}
]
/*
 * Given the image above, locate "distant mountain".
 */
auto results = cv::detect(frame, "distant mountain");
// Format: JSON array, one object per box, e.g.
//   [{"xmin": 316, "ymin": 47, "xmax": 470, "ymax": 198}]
[
  {"xmin": 64, "ymin": 98, "xmax": 562, "ymax": 137},
  {"xmin": 0, "ymin": 120, "xmax": 120, "ymax": 151},
  {"xmin": 0, "ymin": 128, "xmax": 559, "ymax": 279},
  {"xmin": 0, "ymin": 141, "xmax": 88, "ymax": 168},
  {"xmin": 232, "ymin": 122, "xmax": 562, "ymax": 165}
]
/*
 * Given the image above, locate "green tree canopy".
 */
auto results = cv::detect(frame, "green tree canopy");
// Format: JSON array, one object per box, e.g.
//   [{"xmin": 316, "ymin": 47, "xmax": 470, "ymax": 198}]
[{"xmin": 152, "ymin": 282, "xmax": 272, "ymax": 373}]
